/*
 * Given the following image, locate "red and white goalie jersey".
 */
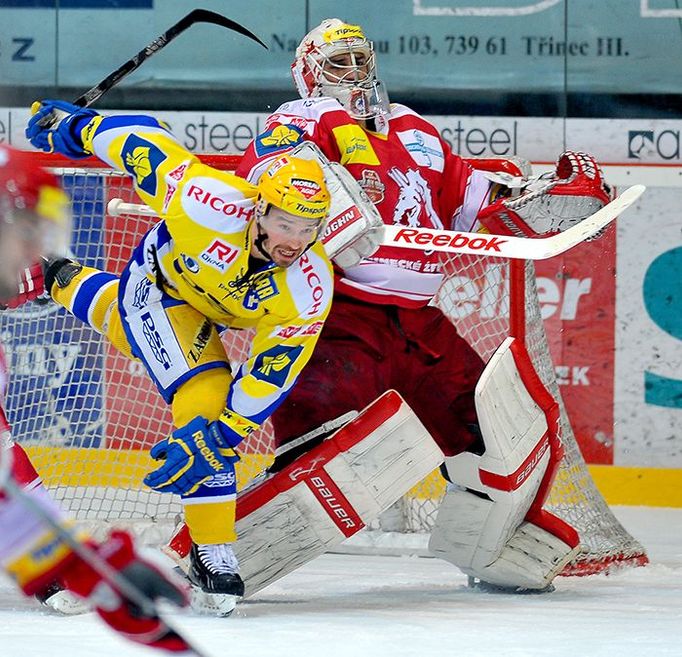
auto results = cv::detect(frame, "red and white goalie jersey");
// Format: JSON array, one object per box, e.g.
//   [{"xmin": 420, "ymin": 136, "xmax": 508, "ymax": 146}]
[{"xmin": 237, "ymin": 98, "xmax": 495, "ymax": 308}]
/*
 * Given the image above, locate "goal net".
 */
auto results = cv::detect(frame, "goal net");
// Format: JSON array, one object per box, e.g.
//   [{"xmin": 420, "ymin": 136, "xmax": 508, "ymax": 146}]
[{"xmin": 0, "ymin": 153, "xmax": 647, "ymax": 575}]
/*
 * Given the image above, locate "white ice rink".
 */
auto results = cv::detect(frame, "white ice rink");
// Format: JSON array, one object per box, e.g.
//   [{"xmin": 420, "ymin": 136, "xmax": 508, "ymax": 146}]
[{"xmin": 1, "ymin": 506, "xmax": 680, "ymax": 657}]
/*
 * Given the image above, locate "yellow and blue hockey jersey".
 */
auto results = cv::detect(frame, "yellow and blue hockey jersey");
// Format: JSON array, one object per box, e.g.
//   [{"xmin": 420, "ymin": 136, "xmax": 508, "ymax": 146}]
[{"xmin": 82, "ymin": 115, "xmax": 334, "ymax": 443}]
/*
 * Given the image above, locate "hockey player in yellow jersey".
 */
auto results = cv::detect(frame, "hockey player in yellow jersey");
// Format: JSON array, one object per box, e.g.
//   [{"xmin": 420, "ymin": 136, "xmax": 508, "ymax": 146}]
[{"xmin": 26, "ymin": 100, "xmax": 334, "ymax": 614}]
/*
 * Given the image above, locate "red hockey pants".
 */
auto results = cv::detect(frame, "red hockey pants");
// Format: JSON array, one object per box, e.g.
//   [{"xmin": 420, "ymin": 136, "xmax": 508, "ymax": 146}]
[{"xmin": 271, "ymin": 295, "xmax": 485, "ymax": 457}]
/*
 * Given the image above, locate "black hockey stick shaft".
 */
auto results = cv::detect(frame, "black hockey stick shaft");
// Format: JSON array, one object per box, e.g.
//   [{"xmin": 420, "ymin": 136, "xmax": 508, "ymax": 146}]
[
  {"xmin": 0, "ymin": 467, "xmax": 211, "ymax": 657},
  {"xmin": 74, "ymin": 8, "xmax": 267, "ymax": 108}
]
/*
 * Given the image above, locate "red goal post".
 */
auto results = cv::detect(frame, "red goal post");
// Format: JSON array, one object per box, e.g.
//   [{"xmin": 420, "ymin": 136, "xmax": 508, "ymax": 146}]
[{"xmin": 0, "ymin": 152, "xmax": 648, "ymax": 576}]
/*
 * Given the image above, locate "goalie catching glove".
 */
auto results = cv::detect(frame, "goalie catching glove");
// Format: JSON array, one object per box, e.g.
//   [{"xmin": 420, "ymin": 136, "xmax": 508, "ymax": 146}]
[
  {"xmin": 477, "ymin": 151, "xmax": 612, "ymax": 238},
  {"xmin": 144, "ymin": 415, "xmax": 240, "ymax": 496}
]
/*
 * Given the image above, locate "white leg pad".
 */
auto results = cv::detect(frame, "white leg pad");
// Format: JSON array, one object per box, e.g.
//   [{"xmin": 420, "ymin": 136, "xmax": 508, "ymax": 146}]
[
  {"xmin": 235, "ymin": 390, "xmax": 444, "ymax": 597},
  {"xmin": 429, "ymin": 337, "xmax": 579, "ymax": 589}
]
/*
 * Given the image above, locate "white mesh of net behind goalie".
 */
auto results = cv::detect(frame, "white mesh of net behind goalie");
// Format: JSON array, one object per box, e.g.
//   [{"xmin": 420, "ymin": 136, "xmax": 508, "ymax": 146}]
[{"xmin": 0, "ymin": 155, "xmax": 646, "ymax": 574}]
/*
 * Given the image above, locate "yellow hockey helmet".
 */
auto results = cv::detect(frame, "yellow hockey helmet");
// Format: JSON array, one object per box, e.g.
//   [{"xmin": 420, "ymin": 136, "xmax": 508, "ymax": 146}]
[{"xmin": 256, "ymin": 154, "xmax": 330, "ymax": 222}]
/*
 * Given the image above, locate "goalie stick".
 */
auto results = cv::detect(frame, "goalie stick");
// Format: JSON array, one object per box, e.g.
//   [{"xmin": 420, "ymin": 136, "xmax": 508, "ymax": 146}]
[
  {"xmin": 0, "ymin": 450, "xmax": 211, "ymax": 657},
  {"xmin": 107, "ymin": 183, "xmax": 645, "ymax": 261}
]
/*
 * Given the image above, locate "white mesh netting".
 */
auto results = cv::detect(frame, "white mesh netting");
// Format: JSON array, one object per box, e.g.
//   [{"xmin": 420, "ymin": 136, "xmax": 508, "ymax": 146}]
[{"xmin": 0, "ymin": 154, "xmax": 647, "ymax": 575}]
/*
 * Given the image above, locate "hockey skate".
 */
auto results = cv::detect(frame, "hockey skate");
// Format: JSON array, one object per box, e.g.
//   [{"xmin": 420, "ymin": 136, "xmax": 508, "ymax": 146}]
[
  {"xmin": 35, "ymin": 581, "xmax": 90, "ymax": 615},
  {"xmin": 186, "ymin": 543, "xmax": 244, "ymax": 617}
]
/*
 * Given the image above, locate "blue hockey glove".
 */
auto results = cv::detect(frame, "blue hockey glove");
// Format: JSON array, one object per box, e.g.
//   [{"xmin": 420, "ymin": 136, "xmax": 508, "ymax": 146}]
[
  {"xmin": 143, "ymin": 416, "xmax": 240, "ymax": 496},
  {"xmin": 26, "ymin": 100, "xmax": 99, "ymax": 159}
]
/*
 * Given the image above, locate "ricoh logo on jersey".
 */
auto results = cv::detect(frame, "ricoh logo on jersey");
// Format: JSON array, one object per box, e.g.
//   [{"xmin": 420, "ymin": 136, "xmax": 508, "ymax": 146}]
[
  {"xmin": 199, "ymin": 239, "xmax": 239, "ymax": 272},
  {"xmin": 627, "ymin": 129, "xmax": 681, "ymax": 160},
  {"xmin": 185, "ymin": 184, "xmax": 253, "ymax": 218},
  {"xmin": 298, "ymin": 253, "xmax": 328, "ymax": 315},
  {"xmin": 181, "ymin": 176, "xmax": 253, "ymax": 230}
]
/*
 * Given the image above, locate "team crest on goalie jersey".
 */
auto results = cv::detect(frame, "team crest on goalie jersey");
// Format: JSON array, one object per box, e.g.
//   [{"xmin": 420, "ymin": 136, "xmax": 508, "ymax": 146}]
[
  {"xmin": 121, "ymin": 135, "xmax": 167, "ymax": 196},
  {"xmin": 359, "ymin": 169, "xmax": 385, "ymax": 204},
  {"xmin": 255, "ymin": 124, "xmax": 305, "ymax": 157},
  {"xmin": 252, "ymin": 344, "xmax": 303, "ymax": 387}
]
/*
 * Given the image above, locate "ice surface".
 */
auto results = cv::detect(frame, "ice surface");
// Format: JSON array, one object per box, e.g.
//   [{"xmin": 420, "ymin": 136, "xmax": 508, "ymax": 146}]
[{"xmin": 1, "ymin": 506, "xmax": 680, "ymax": 657}]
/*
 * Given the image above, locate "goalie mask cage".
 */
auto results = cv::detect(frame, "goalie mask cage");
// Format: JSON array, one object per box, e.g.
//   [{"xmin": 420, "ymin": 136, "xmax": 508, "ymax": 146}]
[{"xmin": 1, "ymin": 153, "xmax": 647, "ymax": 576}]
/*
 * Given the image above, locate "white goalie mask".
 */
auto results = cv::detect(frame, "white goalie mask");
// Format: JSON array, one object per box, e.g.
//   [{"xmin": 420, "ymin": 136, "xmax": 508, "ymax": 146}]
[{"xmin": 291, "ymin": 18, "xmax": 390, "ymax": 120}]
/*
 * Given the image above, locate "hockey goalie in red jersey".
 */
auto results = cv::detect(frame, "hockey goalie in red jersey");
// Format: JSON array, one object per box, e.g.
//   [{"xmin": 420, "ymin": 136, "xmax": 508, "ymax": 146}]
[
  {"xmin": 0, "ymin": 145, "xmax": 191, "ymax": 652},
  {"xmin": 221, "ymin": 18, "xmax": 614, "ymax": 593}
]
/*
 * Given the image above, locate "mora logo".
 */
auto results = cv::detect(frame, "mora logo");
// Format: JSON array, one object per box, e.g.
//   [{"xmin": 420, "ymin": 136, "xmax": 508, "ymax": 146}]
[{"xmin": 390, "ymin": 228, "xmax": 508, "ymax": 252}]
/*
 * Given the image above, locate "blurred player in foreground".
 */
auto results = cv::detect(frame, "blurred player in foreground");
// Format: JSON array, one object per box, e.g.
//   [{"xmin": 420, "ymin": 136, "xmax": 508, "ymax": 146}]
[
  {"xmin": 0, "ymin": 143, "xmax": 191, "ymax": 652},
  {"xmin": 25, "ymin": 103, "xmax": 338, "ymax": 614}
]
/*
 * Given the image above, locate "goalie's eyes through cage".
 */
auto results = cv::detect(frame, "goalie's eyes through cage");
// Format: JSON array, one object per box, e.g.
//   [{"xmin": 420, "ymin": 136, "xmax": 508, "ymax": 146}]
[{"xmin": 320, "ymin": 51, "xmax": 374, "ymax": 86}]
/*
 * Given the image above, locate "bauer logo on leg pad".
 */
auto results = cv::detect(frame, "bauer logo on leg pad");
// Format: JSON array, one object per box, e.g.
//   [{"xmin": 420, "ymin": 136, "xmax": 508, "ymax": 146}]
[{"xmin": 305, "ymin": 471, "xmax": 364, "ymax": 536}]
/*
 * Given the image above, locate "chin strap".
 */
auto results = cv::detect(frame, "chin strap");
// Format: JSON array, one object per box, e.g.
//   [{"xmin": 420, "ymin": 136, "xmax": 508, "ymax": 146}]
[{"xmin": 253, "ymin": 220, "xmax": 271, "ymax": 261}]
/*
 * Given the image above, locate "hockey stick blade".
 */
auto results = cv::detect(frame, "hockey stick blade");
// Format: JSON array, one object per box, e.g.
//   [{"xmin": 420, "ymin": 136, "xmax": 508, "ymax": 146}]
[
  {"xmin": 107, "ymin": 184, "xmax": 645, "ymax": 261},
  {"xmin": 75, "ymin": 9, "xmax": 267, "ymax": 108},
  {"xmin": 380, "ymin": 184, "xmax": 645, "ymax": 260},
  {"xmin": 0, "ymin": 470, "xmax": 211, "ymax": 657}
]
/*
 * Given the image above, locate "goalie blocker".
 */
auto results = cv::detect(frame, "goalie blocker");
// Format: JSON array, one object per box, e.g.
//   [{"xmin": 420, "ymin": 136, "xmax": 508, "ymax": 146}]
[
  {"xmin": 166, "ymin": 390, "xmax": 443, "ymax": 597},
  {"xmin": 429, "ymin": 337, "xmax": 580, "ymax": 591}
]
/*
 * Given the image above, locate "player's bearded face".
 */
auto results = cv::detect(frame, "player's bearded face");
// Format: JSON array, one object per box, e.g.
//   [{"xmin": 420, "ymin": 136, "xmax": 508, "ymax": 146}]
[{"xmin": 257, "ymin": 208, "xmax": 321, "ymax": 267}]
